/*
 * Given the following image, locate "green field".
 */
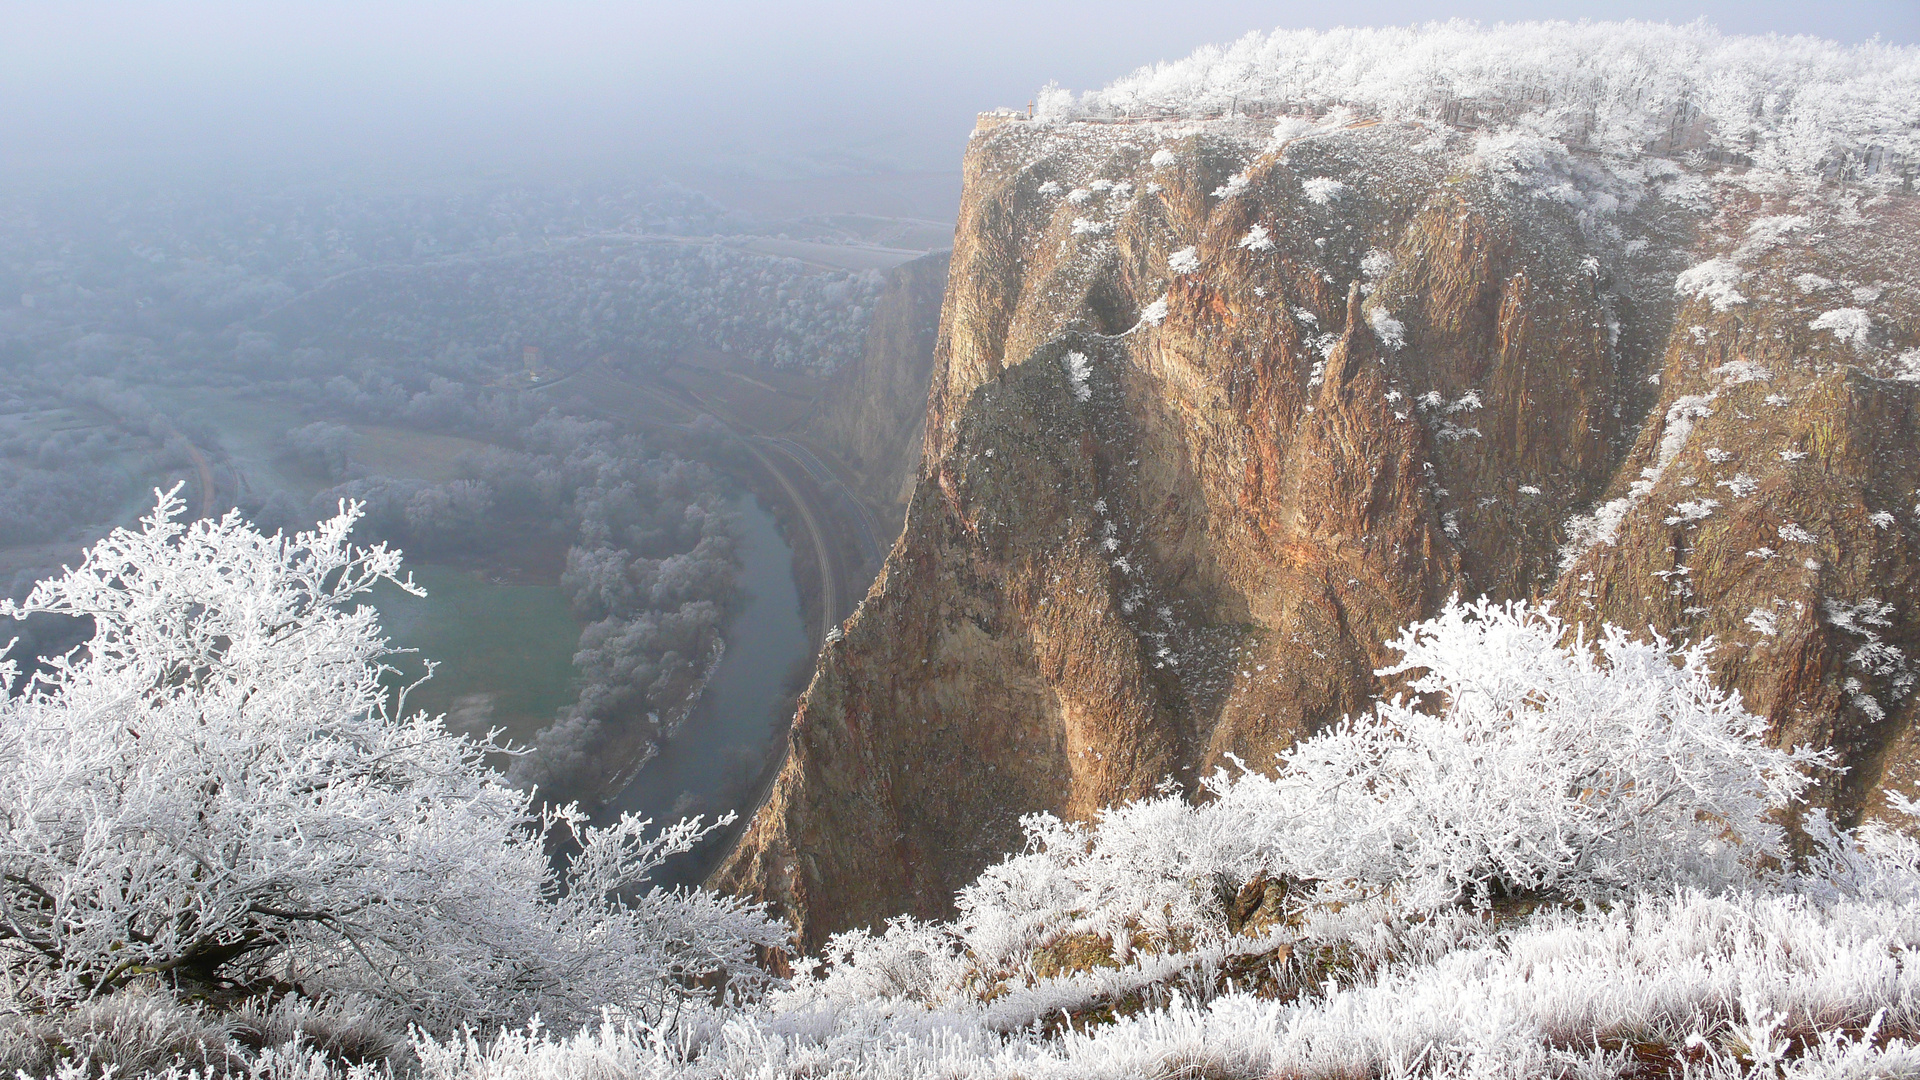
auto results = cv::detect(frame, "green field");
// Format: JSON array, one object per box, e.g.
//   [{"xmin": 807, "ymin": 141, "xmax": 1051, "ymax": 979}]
[
  {"xmin": 5, "ymin": 387, "xmax": 587, "ymax": 755},
  {"xmin": 149, "ymin": 389, "xmax": 584, "ymax": 749},
  {"xmin": 347, "ymin": 424, "xmax": 489, "ymax": 483},
  {"xmin": 143, "ymin": 388, "xmax": 495, "ymax": 502},
  {"xmin": 370, "ymin": 557, "xmax": 581, "ymax": 750}
]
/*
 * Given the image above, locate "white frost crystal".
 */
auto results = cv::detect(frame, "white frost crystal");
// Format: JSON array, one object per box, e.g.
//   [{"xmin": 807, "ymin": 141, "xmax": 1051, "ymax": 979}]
[
  {"xmin": 1674, "ymin": 258, "xmax": 1746, "ymax": 312},
  {"xmin": 1237, "ymin": 223, "xmax": 1275, "ymax": 251},
  {"xmin": 1810, "ymin": 307, "xmax": 1872, "ymax": 348},
  {"xmin": 1062, "ymin": 350, "xmax": 1093, "ymax": 401},
  {"xmin": 1302, "ymin": 176, "xmax": 1347, "ymax": 204}
]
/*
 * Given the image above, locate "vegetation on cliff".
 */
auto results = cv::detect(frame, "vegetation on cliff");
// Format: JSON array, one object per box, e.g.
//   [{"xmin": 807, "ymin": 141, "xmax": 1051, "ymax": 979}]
[
  {"xmin": 0, "ymin": 494, "xmax": 781, "ymax": 1039},
  {"xmin": 1043, "ymin": 21, "xmax": 1917, "ymax": 182},
  {"xmin": 8, "ymin": 17, "xmax": 1920, "ymax": 1080},
  {"xmin": 8, "ymin": 505, "xmax": 1915, "ymax": 1077}
]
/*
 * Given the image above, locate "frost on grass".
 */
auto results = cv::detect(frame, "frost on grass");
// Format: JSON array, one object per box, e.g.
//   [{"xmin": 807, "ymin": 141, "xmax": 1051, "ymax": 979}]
[
  {"xmin": 1746, "ymin": 607, "xmax": 1781, "ymax": 637},
  {"xmin": 1676, "ymin": 257, "xmax": 1748, "ymax": 312},
  {"xmin": 1562, "ymin": 394, "xmax": 1714, "ymax": 568},
  {"xmin": 1665, "ymin": 498, "xmax": 1720, "ymax": 525},
  {"xmin": 398, "ymin": 601, "xmax": 1919, "ymax": 1080},
  {"xmin": 1301, "ymin": 176, "xmax": 1346, "ymax": 204},
  {"xmin": 1360, "ymin": 247, "xmax": 1394, "ymax": 291},
  {"xmin": 1714, "ymin": 359, "xmax": 1772, "ymax": 387},
  {"xmin": 1367, "ymin": 307, "xmax": 1407, "ymax": 350},
  {"xmin": 1739, "ymin": 213, "xmax": 1810, "ymax": 256},
  {"xmin": 1038, "ymin": 22, "xmax": 1920, "ymax": 185},
  {"xmin": 842, "ymin": 599, "xmax": 1828, "ymax": 977},
  {"xmin": 1212, "ymin": 172, "xmax": 1251, "ymax": 199},
  {"xmin": 1780, "ymin": 522, "xmax": 1820, "ymax": 545},
  {"xmin": 13, "ymin": 578, "xmax": 1920, "ymax": 1078},
  {"xmin": 1810, "ymin": 307, "xmax": 1872, "ymax": 349}
]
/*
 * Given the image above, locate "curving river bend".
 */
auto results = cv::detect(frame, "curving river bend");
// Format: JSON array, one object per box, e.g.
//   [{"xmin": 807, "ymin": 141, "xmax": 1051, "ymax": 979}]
[
  {"xmin": 605, "ymin": 491, "xmax": 809, "ymax": 885},
  {"xmin": 377, "ymin": 491, "xmax": 810, "ymax": 886}
]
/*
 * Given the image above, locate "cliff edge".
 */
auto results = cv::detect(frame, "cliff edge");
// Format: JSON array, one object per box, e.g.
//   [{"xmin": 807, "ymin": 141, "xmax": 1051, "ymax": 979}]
[
  {"xmin": 805, "ymin": 250, "xmax": 951, "ymax": 529},
  {"xmin": 716, "ymin": 108, "xmax": 1920, "ymax": 947}
]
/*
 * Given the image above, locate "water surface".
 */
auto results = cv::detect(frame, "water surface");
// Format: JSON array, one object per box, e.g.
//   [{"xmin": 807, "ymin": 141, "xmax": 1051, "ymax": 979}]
[{"xmin": 608, "ymin": 492, "xmax": 808, "ymax": 885}]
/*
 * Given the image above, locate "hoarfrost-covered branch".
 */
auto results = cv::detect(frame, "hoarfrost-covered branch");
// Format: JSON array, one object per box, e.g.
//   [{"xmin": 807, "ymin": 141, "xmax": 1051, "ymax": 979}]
[{"xmin": 0, "ymin": 491, "xmax": 781, "ymax": 1030}]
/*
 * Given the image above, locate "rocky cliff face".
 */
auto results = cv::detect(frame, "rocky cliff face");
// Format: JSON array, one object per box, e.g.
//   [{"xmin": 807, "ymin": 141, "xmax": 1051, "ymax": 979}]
[
  {"xmin": 715, "ymin": 115, "xmax": 1920, "ymax": 948},
  {"xmin": 806, "ymin": 251, "xmax": 950, "ymax": 526}
]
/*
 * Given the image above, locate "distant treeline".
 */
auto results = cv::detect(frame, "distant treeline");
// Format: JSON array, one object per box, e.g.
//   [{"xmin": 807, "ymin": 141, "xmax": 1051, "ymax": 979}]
[
  {"xmin": 0, "ymin": 378, "xmax": 208, "ymax": 595},
  {"xmin": 2, "ymin": 336, "xmax": 759, "ymax": 808},
  {"xmin": 258, "ymin": 240, "xmax": 882, "ymax": 375},
  {"xmin": 0, "ymin": 173, "xmax": 869, "ymax": 802},
  {"xmin": 0, "ymin": 178, "xmax": 737, "ymax": 335}
]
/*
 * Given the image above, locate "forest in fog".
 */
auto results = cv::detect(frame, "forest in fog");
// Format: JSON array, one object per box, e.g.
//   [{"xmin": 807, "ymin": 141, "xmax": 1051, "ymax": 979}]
[{"xmin": 0, "ymin": 173, "xmax": 892, "ymax": 805}]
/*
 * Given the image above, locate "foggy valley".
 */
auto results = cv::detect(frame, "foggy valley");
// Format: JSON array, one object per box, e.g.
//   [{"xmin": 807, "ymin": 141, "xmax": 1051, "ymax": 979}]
[
  {"xmin": 5, "ymin": 4, "xmax": 1920, "ymax": 1078},
  {"xmin": 0, "ymin": 171, "xmax": 922, "ymax": 827}
]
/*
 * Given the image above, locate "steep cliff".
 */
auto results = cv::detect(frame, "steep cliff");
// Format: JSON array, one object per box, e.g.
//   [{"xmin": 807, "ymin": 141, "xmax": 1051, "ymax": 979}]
[
  {"xmin": 716, "ymin": 106, "xmax": 1920, "ymax": 947},
  {"xmin": 805, "ymin": 251, "xmax": 951, "ymax": 526}
]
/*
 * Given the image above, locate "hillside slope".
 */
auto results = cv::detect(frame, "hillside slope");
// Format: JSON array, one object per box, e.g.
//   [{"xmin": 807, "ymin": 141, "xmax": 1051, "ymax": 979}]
[
  {"xmin": 717, "ymin": 34, "xmax": 1920, "ymax": 948},
  {"xmin": 805, "ymin": 250, "xmax": 950, "ymax": 527}
]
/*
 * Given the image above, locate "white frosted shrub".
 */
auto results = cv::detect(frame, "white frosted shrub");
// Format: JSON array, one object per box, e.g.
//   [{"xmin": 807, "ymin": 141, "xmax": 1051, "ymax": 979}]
[
  {"xmin": 1307, "ymin": 598, "xmax": 1826, "ymax": 901},
  {"xmin": 959, "ymin": 598, "xmax": 1828, "ymax": 961},
  {"xmin": 0, "ymin": 490, "xmax": 782, "ymax": 1031},
  {"xmin": 9, "ymin": 504, "xmax": 1915, "ymax": 1080},
  {"xmin": 1040, "ymin": 22, "xmax": 1920, "ymax": 183},
  {"xmin": 398, "ymin": 885, "xmax": 1920, "ymax": 1080}
]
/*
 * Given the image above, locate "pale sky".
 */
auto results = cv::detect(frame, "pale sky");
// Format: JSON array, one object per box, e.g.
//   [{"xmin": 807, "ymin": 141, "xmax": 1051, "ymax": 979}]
[{"xmin": 4, "ymin": 1, "xmax": 1916, "ymax": 184}]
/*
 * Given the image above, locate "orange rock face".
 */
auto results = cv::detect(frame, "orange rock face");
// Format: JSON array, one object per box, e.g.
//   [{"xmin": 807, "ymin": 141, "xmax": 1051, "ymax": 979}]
[{"xmin": 715, "ymin": 118, "xmax": 1920, "ymax": 949}]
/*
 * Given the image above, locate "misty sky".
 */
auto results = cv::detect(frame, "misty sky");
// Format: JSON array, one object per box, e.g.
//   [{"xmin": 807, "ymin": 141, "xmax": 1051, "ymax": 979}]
[{"xmin": 5, "ymin": 1, "xmax": 1917, "ymax": 191}]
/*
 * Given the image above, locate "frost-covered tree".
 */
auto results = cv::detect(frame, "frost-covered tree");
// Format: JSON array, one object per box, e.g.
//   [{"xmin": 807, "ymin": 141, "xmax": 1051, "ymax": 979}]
[
  {"xmin": 0, "ymin": 489, "xmax": 782, "ymax": 1029},
  {"xmin": 282, "ymin": 421, "xmax": 357, "ymax": 480},
  {"xmin": 957, "ymin": 599, "xmax": 1831, "ymax": 959}
]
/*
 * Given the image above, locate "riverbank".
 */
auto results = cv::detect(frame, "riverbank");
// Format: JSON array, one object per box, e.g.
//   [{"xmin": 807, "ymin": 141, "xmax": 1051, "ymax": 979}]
[{"xmin": 603, "ymin": 491, "xmax": 811, "ymax": 887}]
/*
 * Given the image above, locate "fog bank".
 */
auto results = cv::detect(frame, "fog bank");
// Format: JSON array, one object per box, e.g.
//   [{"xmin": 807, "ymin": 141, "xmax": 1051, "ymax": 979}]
[{"xmin": 5, "ymin": 1, "xmax": 1915, "ymax": 188}]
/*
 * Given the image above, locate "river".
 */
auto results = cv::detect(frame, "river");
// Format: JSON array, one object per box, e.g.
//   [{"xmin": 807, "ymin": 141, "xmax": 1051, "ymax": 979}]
[{"xmin": 605, "ymin": 490, "xmax": 810, "ymax": 886}]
